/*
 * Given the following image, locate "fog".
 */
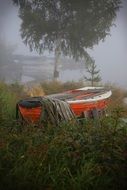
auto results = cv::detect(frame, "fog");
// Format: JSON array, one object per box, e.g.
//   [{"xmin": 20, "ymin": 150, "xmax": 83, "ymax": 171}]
[{"xmin": 0, "ymin": 0, "xmax": 127, "ymax": 88}]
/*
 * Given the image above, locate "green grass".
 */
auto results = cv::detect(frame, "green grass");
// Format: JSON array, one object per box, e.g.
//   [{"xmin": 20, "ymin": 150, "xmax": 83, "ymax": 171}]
[
  {"xmin": 0, "ymin": 81, "xmax": 127, "ymax": 190},
  {"xmin": 0, "ymin": 119, "xmax": 127, "ymax": 190}
]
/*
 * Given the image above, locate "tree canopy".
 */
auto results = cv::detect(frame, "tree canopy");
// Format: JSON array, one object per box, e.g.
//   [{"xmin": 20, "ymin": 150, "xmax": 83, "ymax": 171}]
[{"xmin": 13, "ymin": 0, "xmax": 121, "ymax": 60}]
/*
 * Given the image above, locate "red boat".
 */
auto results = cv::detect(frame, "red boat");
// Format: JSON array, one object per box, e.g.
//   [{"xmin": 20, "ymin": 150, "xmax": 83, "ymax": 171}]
[{"xmin": 16, "ymin": 87, "xmax": 112, "ymax": 125}]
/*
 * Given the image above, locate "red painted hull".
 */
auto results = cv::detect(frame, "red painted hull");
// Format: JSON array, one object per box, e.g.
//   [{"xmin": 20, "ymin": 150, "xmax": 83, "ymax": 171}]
[
  {"xmin": 19, "ymin": 106, "xmax": 42, "ymax": 124},
  {"xmin": 70, "ymin": 99, "xmax": 108, "ymax": 116},
  {"xmin": 18, "ymin": 99, "xmax": 108, "ymax": 124},
  {"xmin": 17, "ymin": 87, "xmax": 112, "ymax": 124}
]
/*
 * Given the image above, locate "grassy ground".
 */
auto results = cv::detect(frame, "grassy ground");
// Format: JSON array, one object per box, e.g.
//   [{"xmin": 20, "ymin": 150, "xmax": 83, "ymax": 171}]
[{"xmin": 0, "ymin": 81, "xmax": 127, "ymax": 190}]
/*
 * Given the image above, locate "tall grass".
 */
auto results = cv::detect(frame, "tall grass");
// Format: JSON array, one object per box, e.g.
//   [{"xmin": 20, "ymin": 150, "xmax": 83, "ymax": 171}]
[
  {"xmin": 0, "ymin": 81, "xmax": 127, "ymax": 190},
  {"xmin": 0, "ymin": 82, "xmax": 26, "ymax": 128},
  {"xmin": 0, "ymin": 82, "xmax": 17, "ymax": 127},
  {"xmin": 0, "ymin": 119, "xmax": 127, "ymax": 190}
]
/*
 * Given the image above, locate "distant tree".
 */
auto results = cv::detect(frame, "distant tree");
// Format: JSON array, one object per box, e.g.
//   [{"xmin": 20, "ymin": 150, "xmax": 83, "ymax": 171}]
[
  {"xmin": 84, "ymin": 58, "xmax": 101, "ymax": 86},
  {"xmin": 13, "ymin": 0, "xmax": 121, "ymax": 80}
]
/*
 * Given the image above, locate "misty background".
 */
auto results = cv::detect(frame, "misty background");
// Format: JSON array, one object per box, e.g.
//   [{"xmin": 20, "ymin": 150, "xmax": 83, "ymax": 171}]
[{"xmin": 0, "ymin": 0, "xmax": 127, "ymax": 88}]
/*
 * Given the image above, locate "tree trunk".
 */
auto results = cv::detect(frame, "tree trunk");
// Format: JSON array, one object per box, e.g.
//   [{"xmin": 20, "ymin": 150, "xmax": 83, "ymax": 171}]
[
  {"xmin": 53, "ymin": 39, "xmax": 61, "ymax": 80},
  {"xmin": 91, "ymin": 80, "xmax": 93, "ymax": 87},
  {"xmin": 91, "ymin": 65, "xmax": 94, "ymax": 86},
  {"xmin": 91, "ymin": 73, "xmax": 94, "ymax": 86}
]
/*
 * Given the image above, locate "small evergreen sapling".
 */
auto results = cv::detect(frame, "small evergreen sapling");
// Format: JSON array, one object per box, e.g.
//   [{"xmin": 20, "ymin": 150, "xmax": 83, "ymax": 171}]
[{"xmin": 84, "ymin": 58, "xmax": 101, "ymax": 86}]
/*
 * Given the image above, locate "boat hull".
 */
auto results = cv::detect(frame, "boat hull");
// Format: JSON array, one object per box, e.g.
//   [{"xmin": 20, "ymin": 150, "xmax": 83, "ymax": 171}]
[
  {"xmin": 17, "ymin": 87, "xmax": 112, "ymax": 124},
  {"xmin": 18, "ymin": 106, "xmax": 42, "ymax": 124},
  {"xmin": 70, "ymin": 99, "xmax": 108, "ymax": 116}
]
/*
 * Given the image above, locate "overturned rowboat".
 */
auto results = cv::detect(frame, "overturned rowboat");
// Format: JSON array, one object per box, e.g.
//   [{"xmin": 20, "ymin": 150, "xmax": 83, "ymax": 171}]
[{"xmin": 16, "ymin": 87, "xmax": 112, "ymax": 125}]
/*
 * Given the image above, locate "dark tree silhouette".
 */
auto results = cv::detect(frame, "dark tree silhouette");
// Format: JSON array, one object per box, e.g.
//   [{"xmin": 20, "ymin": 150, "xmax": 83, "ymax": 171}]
[
  {"xmin": 13, "ymin": 0, "xmax": 121, "ymax": 80},
  {"xmin": 84, "ymin": 58, "xmax": 101, "ymax": 86}
]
